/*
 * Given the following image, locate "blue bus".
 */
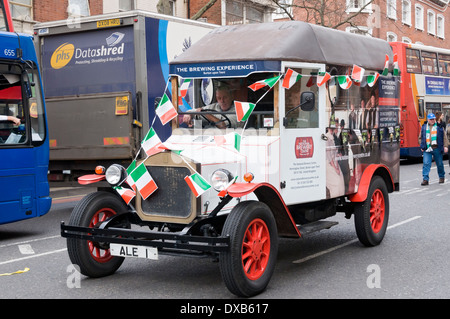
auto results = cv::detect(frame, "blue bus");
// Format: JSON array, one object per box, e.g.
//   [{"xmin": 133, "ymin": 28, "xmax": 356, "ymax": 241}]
[{"xmin": 0, "ymin": 0, "xmax": 51, "ymax": 224}]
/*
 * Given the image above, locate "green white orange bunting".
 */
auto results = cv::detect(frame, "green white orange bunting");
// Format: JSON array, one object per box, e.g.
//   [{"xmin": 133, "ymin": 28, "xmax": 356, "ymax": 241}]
[
  {"xmin": 351, "ymin": 65, "xmax": 365, "ymax": 83},
  {"xmin": 113, "ymin": 186, "xmax": 136, "ymax": 205},
  {"xmin": 282, "ymin": 68, "xmax": 302, "ymax": 89},
  {"xmin": 248, "ymin": 75, "xmax": 281, "ymax": 91},
  {"xmin": 179, "ymin": 79, "xmax": 191, "ymax": 98},
  {"xmin": 156, "ymin": 93, "xmax": 177, "ymax": 125},
  {"xmin": 337, "ymin": 76, "xmax": 352, "ymax": 90},
  {"xmin": 382, "ymin": 54, "xmax": 390, "ymax": 76},
  {"xmin": 129, "ymin": 163, "xmax": 158, "ymax": 200},
  {"xmin": 317, "ymin": 72, "xmax": 331, "ymax": 87},
  {"xmin": 142, "ymin": 127, "xmax": 164, "ymax": 157},
  {"xmin": 184, "ymin": 173, "xmax": 211, "ymax": 197},
  {"xmin": 367, "ymin": 73, "xmax": 380, "ymax": 87},
  {"xmin": 235, "ymin": 101, "xmax": 256, "ymax": 122}
]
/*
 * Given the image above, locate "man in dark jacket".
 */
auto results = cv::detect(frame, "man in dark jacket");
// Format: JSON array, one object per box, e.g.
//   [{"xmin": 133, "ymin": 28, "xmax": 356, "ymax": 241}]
[{"xmin": 420, "ymin": 113, "xmax": 447, "ymax": 185}]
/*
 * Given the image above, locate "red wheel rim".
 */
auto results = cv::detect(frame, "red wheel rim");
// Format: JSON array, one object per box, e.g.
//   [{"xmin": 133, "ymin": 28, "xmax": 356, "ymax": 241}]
[
  {"xmin": 370, "ymin": 189, "xmax": 385, "ymax": 233},
  {"xmin": 241, "ymin": 218, "xmax": 271, "ymax": 280},
  {"xmin": 88, "ymin": 208, "xmax": 116, "ymax": 263}
]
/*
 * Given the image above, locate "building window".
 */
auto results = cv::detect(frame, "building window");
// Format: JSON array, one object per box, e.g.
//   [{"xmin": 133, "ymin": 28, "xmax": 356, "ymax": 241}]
[
  {"xmin": 428, "ymin": 10, "xmax": 436, "ymax": 35},
  {"xmin": 119, "ymin": 0, "xmax": 135, "ymax": 11},
  {"xmin": 226, "ymin": 0, "xmax": 244, "ymax": 25},
  {"xmin": 387, "ymin": 31, "xmax": 397, "ymax": 42},
  {"xmin": 386, "ymin": 0, "xmax": 396, "ymax": 20},
  {"xmin": 437, "ymin": 14, "xmax": 445, "ymax": 38},
  {"xmin": 415, "ymin": 4, "xmax": 424, "ymax": 31},
  {"xmin": 346, "ymin": 26, "xmax": 372, "ymax": 36},
  {"xmin": 402, "ymin": 0, "xmax": 411, "ymax": 26},
  {"xmin": 273, "ymin": 0, "xmax": 292, "ymax": 19},
  {"xmin": 9, "ymin": 0, "xmax": 32, "ymax": 20},
  {"xmin": 226, "ymin": 0, "xmax": 265, "ymax": 25},
  {"xmin": 402, "ymin": 36, "xmax": 412, "ymax": 43},
  {"xmin": 346, "ymin": 0, "xmax": 372, "ymax": 13},
  {"xmin": 68, "ymin": 0, "xmax": 90, "ymax": 17}
]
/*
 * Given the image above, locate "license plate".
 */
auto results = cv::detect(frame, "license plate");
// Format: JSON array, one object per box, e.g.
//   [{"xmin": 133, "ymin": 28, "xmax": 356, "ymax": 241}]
[
  {"xmin": 97, "ymin": 18, "xmax": 121, "ymax": 28},
  {"xmin": 110, "ymin": 243, "xmax": 158, "ymax": 260}
]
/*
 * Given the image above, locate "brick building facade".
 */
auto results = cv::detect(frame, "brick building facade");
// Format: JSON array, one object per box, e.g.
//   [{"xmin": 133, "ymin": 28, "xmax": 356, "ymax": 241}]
[
  {"xmin": 8, "ymin": 0, "xmax": 450, "ymax": 49},
  {"xmin": 277, "ymin": 0, "xmax": 450, "ymax": 49}
]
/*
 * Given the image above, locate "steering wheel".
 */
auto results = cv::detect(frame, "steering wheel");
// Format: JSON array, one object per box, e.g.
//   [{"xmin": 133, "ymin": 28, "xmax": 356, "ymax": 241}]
[{"xmin": 198, "ymin": 109, "xmax": 232, "ymax": 128}]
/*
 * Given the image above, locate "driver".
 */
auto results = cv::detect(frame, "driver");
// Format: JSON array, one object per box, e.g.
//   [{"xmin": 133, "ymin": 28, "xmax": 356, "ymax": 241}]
[
  {"xmin": 182, "ymin": 85, "xmax": 239, "ymax": 129},
  {"xmin": 0, "ymin": 115, "xmax": 21, "ymax": 125}
]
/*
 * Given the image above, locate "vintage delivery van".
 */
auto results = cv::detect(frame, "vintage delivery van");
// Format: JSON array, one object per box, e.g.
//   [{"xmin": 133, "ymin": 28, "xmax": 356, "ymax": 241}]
[{"xmin": 61, "ymin": 21, "xmax": 400, "ymax": 297}]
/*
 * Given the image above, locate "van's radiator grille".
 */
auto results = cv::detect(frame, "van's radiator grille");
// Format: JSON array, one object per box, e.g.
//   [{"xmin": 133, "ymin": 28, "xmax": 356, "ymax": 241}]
[{"xmin": 140, "ymin": 166, "xmax": 193, "ymax": 218}]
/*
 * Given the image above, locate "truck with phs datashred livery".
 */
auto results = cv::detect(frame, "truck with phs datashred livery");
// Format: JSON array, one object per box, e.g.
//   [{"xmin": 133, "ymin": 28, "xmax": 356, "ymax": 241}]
[{"xmin": 33, "ymin": 11, "xmax": 215, "ymax": 186}]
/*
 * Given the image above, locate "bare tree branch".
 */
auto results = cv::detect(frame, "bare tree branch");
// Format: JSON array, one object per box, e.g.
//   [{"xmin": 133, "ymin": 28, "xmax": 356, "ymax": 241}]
[{"xmin": 191, "ymin": 0, "xmax": 219, "ymax": 20}]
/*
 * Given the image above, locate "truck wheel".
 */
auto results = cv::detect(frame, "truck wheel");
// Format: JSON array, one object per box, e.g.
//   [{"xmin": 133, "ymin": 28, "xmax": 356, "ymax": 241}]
[
  {"xmin": 219, "ymin": 201, "xmax": 278, "ymax": 297},
  {"xmin": 354, "ymin": 176, "xmax": 389, "ymax": 247},
  {"xmin": 67, "ymin": 191, "xmax": 128, "ymax": 278}
]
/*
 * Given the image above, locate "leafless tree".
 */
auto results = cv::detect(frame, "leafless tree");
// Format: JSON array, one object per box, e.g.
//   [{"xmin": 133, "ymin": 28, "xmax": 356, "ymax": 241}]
[{"xmin": 272, "ymin": 0, "xmax": 377, "ymax": 30}]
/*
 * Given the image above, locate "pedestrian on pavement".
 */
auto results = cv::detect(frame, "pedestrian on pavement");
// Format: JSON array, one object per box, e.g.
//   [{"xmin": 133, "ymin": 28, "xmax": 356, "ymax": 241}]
[{"xmin": 420, "ymin": 113, "xmax": 448, "ymax": 185}]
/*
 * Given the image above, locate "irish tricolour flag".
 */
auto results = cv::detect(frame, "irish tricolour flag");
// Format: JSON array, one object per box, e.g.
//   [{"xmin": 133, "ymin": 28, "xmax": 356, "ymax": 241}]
[
  {"xmin": 367, "ymin": 73, "xmax": 380, "ymax": 87},
  {"xmin": 351, "ymin": 65, "xmax": 365, "ymax": 83},
  {"xmin": 282, "ymin": 68, "xmax": 302, "ymax": 89},
  {"xmin": 179, "ymin": 79, "xmax": 191, "ymax": 98},
  {"xmin": 156, "ymin": 93, "xmax": 177, "ymax": 125},
  {"xmin": 235, "ymin": 101, "xmax": 256, "ymax": 122},
  {"xmin": 337, "ymin": 76, "xmax": 352, "ymax": 90},
  {"xmin": 248, "ymin": 75, "xmax": 281, "ymax": 91},
  {"xmin": 184, "ymin": 173, "xmax": 211, "ymax": 197},
  {"xmin": 129, "ymin": 163, "xmax": 158, "ymax": 200},
  {"xmin": 142, "ymin": 127, "xmax": 163, "ymax": 157},
  {"xmin": 113, "ymin": 186, "xmax": 136, "ymax": 205},
  {"xmin": 382, "ymin": 54, "xmax": 390, "ymax": 76}
]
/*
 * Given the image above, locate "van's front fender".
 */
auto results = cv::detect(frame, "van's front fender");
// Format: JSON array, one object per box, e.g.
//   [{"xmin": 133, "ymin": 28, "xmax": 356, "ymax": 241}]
[
  {"xmin": 225, "ymin": 183, "xmax": 301, "ymax": 238},
  {"xmin": 348, "ymin": 164, "xmax": 395, "ymax": 203}
]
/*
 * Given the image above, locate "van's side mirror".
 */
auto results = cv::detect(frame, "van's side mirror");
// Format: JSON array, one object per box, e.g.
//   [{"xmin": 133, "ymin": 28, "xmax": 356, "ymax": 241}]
[
  {"xmin": 300, "ymin": 92, "xmax": 315, "ymax": 111},
  {"xmin": 283, "ymin": 91, "xmax": 316, "ymax": 127}
]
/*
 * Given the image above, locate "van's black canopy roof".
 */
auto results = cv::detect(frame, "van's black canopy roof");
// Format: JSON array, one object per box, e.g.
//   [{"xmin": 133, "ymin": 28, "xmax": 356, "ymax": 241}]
[{"xmin": 170, "ymin": 21, "xmax": 393, "ymax": 71}]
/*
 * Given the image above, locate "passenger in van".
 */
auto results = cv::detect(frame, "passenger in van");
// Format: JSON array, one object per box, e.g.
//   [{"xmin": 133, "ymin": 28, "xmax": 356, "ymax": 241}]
[{"xmin": 182, "ymin": 85, "xmax": 239, "ymax": 129}]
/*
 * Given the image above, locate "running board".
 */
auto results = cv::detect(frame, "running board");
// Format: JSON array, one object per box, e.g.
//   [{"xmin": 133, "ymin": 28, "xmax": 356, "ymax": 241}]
[{"xmin": 297, "ymin": 221, "xmax": 339, "ymax": 237}]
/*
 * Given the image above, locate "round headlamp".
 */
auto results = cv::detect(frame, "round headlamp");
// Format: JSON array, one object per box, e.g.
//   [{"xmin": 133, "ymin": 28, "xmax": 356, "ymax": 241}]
[
  {"xmin": 105, "ymin": 164, "xmax": 126, "ymax": 185},
  {"xmin": 210, "ymin": 169, "xmax": 233, "ymax": 192}
]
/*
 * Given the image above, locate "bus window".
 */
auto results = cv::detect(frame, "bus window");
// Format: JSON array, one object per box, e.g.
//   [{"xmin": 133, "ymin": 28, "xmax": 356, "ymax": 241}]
[
  {"xmin": 438, "ymin": 53, "xmax": 450, "ymax": 77},
  {"xmin": 0, "ymin": 1, "xmax": 6, "ymax": 31},
  {"xmin": 406, "ymin": 48, "xmax": 422, "ymax": 73},
  {"xmin": 0, "ymin": 63, "xmax": 26, "ymax": 145},
  {"xmin": 27, "ymin": 67, "xmax": 46, "ymax": 144},
  {"xmin": 426, "ymin": 102, "xmax": 441, "ymax": 113},
  {"xmin": 421, "ymin": 51, "xmax": 439, "ymax": 75},
  {"xmin": 442, "ymin": 104, "xmax": 450, "ymax": 123},
  {"xmin": 418, "ymin": 98, "xmax": 425, "ymax": 119},
  {"xmin": 284, "ymin": 68, "xmax": 318, "ymax": 129}
]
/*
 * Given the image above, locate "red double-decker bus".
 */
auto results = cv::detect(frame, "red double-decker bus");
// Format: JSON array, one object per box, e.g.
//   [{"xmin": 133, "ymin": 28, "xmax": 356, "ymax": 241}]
[
  {"xmin": 0, "ymin": 0, "xmax": 14, "ymax": 32},
  {"xmin": 391, "ymin": 41, "xmax": 450, "ymax": 158}
]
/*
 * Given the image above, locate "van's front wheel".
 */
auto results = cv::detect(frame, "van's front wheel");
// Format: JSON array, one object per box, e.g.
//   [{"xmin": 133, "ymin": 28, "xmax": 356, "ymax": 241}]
[
  {"xmin": 67, "ymin": 191, "xmax": 128, "ymax": 278},
  {"xmin": 219, "ymin": 201, "xmax": 278, "ymax": 297}
]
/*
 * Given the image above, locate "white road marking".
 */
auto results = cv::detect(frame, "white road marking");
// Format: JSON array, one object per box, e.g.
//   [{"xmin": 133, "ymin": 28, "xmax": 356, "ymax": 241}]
[
  {"xmin": 18, "ymin": 244, "xmax": 35, "ymax": 255},
  {"xmin": 0, "ymin": 248, "xmax": 67, "ymax": 266},
  {"xmin": 292, "ymin": 216, "xmax": 422, "ymax": 264}
]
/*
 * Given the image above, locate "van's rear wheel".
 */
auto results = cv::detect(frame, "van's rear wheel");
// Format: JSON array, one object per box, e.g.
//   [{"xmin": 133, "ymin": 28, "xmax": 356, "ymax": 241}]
[
  {"xmin": 67, "ymin": 191, "xmax": 128, "ymax": 277},
  {"xmin": 219, "ymin": 201, "xmax": 278, "ymax": 297},
  {"xmin": 354, "ymin": 176, "xmax": 389, "ymax": 247}
]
